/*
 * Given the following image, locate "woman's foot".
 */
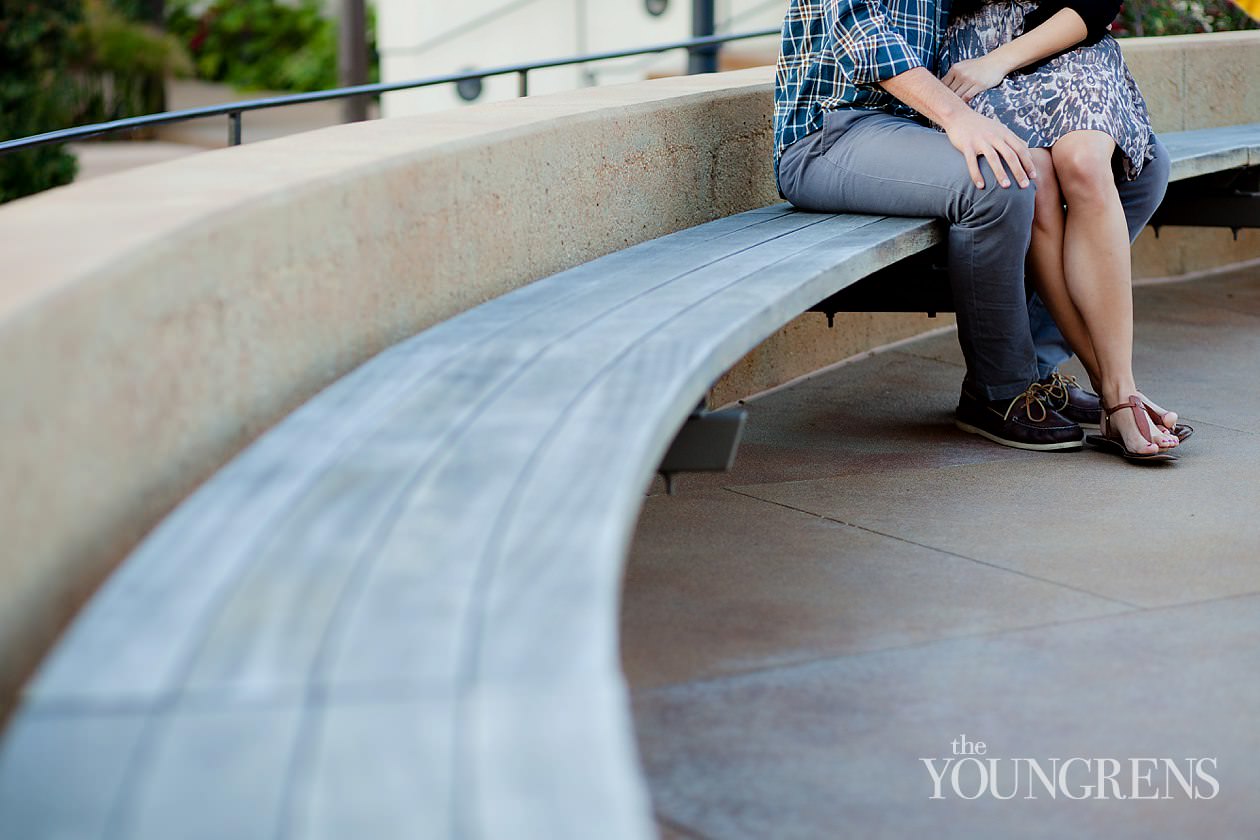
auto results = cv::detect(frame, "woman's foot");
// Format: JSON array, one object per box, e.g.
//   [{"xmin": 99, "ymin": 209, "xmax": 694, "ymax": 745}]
[
  {"xmin": 1103, "ymin": 396, "xmax": 1162, "ymax": 456},
  {"xmin": 1136, "ymin": 392, "xmax": 1178, "ymax": 433},
  {"xmin": 1135, "ymin": 391, "xmax": 1192, "ymax": 444},
  {"xmin": 1090, "ymin": 395, "xmax": 1179, "ymax": 462}
]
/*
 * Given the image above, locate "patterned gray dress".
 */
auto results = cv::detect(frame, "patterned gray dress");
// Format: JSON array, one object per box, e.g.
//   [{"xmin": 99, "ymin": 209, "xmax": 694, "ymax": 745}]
[{"xmin": 939, "ymin": 0, "xmax": 1156, "ymax": 180}]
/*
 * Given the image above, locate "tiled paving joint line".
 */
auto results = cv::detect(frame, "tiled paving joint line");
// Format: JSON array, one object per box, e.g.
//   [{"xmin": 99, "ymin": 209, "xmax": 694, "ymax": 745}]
[
  {"xmin": 722, "ymin": 487, "xmax": 1143, "ymax": 608},
  {"xmin": 626, "ymin": 472, "xmax": 1260, "ymax": 696},
  {"xmin": 629, "ymin": 569, "xmax": 1260, "ymax": 699},
  {"xmin": 1164, "ymin": 416, "xmax": 1259, "ymax": 437}
]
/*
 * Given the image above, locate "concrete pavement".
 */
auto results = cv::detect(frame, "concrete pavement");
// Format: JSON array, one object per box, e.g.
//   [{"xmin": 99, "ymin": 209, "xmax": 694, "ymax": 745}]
[{"xmin": 622, "ymin": 264, "xmax": 1260, "ymax": 839}]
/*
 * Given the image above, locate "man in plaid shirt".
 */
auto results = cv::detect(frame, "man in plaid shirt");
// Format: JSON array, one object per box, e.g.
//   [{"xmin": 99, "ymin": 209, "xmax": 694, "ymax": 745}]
[{"xmin": 773, "ymin": 0, "xmax": 1170, "ymax": 451}]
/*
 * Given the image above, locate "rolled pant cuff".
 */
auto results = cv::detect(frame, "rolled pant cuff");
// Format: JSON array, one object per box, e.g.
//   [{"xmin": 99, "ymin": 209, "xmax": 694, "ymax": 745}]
[{"xmin": 968, "ymin": 369, "xmax": 1039, "ymax": 402}]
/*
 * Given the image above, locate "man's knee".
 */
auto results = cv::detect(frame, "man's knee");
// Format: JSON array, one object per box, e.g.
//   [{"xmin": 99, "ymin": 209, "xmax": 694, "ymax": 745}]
[
  {"xmin": 966, "ymin": 159, "xmax": 1037, "ymax": 228},
  {"xmin": 1143, "ymin": 140, "xmax": 1171, "ymax": 186},
  {"xmin": 1118, "ymin": 138, "xmax": 1170, "ymax": 238},
  {"xmin": 1126, "ymin": 141, "xmax": 1170, "ymax": 206}
]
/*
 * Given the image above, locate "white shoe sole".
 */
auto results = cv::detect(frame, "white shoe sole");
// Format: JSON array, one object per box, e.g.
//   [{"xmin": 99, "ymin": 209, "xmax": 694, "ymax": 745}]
[{"xmin": 955, "ymin": 420, "xmax": 1084, "ymax": 451}]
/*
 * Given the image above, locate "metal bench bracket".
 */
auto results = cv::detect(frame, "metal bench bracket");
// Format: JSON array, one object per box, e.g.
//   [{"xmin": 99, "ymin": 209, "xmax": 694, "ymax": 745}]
[
  {"xmin": 1151, "ymin": 167, "xmax": 1260, "ymax": 239},
  {"xmin": 809, "ymin": 244, "xmax": 954, "ymax": 319},
  {"xmin": 659, "ymin": 405, "xmax": 748, "ymax": 494}
]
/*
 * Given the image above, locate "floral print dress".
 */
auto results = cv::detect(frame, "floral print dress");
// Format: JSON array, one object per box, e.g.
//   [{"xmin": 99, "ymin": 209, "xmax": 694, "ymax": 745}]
[{"xmin": 939, "ymin": 0, "xmax": 1156, "ymax": 180}]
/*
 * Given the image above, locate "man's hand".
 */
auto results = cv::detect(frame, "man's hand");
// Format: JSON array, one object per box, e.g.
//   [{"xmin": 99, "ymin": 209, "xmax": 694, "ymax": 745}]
[
  {"xmin": 879, "ymin": 67, "xmax": 1036, "ymax": 191},
  {"xmin": 941, "ymin": 56, "xmax": 1008, "ymax": 103},
  {"xmin": 942, "ymin": 107, "xmax": 1035, "ymax": 190}
]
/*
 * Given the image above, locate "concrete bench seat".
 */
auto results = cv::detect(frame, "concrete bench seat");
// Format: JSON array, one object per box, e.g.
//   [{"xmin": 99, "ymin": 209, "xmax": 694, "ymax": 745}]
[{"xmin": 1, "ymin": 121, "xmax": 1257, "ymax": 840}]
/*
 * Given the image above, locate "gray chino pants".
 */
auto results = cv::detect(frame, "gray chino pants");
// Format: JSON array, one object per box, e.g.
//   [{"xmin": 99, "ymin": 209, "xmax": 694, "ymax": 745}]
[{"xmin": 777, "ymin": 108, "xmax": 1170, "ymax": 401}]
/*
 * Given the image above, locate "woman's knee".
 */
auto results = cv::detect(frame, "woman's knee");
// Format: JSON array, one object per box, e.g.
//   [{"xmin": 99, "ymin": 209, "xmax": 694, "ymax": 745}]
[{"xmin": 1051, "ymin": 136, "xmax": 1116, "ymax": 204}]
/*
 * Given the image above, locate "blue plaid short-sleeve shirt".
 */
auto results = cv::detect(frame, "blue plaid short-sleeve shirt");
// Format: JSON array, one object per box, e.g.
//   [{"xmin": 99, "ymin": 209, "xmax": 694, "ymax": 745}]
[{"xmin": 773, "ymin": 0, "xmax": 951, "ymax": 170}]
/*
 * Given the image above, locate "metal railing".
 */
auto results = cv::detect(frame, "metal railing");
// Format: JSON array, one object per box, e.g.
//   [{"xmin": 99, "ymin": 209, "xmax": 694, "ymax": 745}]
[{"xmin": 0, "ymin": 28, "xmax": 778, "ymax": 156}]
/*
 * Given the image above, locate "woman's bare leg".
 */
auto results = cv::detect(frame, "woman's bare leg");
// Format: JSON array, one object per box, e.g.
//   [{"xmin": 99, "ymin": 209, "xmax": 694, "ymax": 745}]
[
  {"xmin": 1024, "ymin": 147, "xmax": 1100, "ymax": 385},
  {"xmin": 1051, "ymin": 130, "xmax": 1176, "ymax": 452}
]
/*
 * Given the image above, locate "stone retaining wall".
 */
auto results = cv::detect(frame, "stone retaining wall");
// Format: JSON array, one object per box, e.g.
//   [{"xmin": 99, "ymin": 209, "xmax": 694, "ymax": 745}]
[{"xmin": 0, "ymin": 70, "xmax": 779, "ymax": 719}]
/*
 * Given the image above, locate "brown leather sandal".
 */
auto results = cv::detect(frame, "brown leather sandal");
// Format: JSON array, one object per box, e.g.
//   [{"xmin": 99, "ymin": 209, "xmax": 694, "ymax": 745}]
[
  {"xmin": 1085, "ymin": 396, "xmax": 1180, "ymax": 463},
  {"xmin": 1137, "ymin": 394, "xmax": 1193, "ymax": 443}
]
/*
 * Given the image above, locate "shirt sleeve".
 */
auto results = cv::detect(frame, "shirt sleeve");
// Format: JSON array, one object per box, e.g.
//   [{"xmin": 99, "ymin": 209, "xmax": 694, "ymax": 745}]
[
  {"xmin": 825, "ymin": 0, "xmax": 924, "ymax": 86},
  {"xmin": 1021, "ymin": 0, "xmax": 1122, "ymax": 45}
]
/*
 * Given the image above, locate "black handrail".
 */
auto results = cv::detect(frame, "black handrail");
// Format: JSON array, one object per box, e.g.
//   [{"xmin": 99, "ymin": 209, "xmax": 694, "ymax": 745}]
[{"xmin": 0, "ymin": 28, "xmax": 779, "ymax": 156}]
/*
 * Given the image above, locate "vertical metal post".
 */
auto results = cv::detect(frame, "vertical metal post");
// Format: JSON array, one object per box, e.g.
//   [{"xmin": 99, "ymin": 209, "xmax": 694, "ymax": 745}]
[
  {"xmin": 689, "ymin": 0, "xmax": 718, "ymax": 75},
  {"xmin": 339, "ymin": 0, "xmax": 370, "ymax": 122},
  {"xmin": 228, "ymin": 111, "xmax": 242, "ymax": 146},
  {"xmin": 517, "ymin": 71, "xmax": 529, "ymax": 97}
]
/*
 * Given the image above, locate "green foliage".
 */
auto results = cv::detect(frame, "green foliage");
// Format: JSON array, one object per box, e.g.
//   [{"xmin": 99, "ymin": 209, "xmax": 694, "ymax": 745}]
[
  {"xmin": 1112, "ymin": 0, "xmax": 1259, "ymax": 36},
  {"xmin": 2, "ymin": 0, "xmax": 194, "ymax": 202},
  {"xmin": 107, "ymin": 0, "xmax": 165, "ymax": 23},
  {"xmin": 167, "ymin": 0, "xmax": 379, "ymax": 93},
  {"xmin": 75, "ymin": 0, "xmax": 192, "ymax": 122},
  {"xmin": 85, "ymin": 1, "xmax": 190, "ymax": 77},
  {"xmin": 0, "ymin": 0, "xmax": 82, "ymax": 203}
]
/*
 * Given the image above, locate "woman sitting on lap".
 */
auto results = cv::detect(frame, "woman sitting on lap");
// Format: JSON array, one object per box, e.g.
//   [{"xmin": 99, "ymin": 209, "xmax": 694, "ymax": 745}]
[{"xmin": 940, "ymin": 0, "xmax": 1193, "ymax": 461}]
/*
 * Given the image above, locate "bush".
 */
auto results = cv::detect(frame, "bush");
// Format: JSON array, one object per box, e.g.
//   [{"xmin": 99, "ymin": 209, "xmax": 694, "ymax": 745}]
[
  {"xmin": 108, "ymin": 0, "xmax": 165, "ymax": 24},
  {"xmin": 75, "ymin": 0, "xmax": 192, "ymax": 123},
  {"xmin": 0, "ymin": 0, "xmax": 82, "ymax": 203},
  {"xmin": 1, "ymin": 0, "xmax": 194, "ymax": 203},
  {"xmin": 167, "ymin": 0, "xmax": 378, "ymax": 93},
  {"xmin": 1112, "ymin": 0, "xmax": 1259, "ymax": 36}
]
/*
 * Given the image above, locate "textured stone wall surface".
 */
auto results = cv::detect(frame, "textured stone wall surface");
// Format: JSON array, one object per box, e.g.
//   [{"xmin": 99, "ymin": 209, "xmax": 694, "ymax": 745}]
[
  {"xmin": 1121, "ymin": 32, "xmax": 1260, "ymax": 278},
  {"xmin": 0, "ymin": 69, "xmax": 780, "ymax": 718}
]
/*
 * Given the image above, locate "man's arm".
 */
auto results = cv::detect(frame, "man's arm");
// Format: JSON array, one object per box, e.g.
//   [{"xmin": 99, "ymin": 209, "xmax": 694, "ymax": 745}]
[
  {"xmin": 879, "ymin": 67, "xmax": 1037, "ymax": 190},
  {"xmin": 821, "ymin": 0, "xmax": 1036, "ymax": 190}
]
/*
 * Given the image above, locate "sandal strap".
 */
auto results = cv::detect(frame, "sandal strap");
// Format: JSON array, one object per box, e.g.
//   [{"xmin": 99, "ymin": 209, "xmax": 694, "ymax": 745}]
[
  {"xmin": 1102, "ymin": 396, "xmax": 1153, "ymax": 446},
  {"xmin": 1139, "ymin": 398, "xmax": 1174, "ymax": 433}
]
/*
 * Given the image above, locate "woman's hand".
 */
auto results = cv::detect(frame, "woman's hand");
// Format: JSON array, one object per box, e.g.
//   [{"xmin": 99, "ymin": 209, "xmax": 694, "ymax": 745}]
[{"xmin": 941, "ymin": 56, "xmax": 1009, "ymax": 103}]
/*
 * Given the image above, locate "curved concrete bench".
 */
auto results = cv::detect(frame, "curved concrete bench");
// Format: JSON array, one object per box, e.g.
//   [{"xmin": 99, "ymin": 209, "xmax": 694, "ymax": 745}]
[
  {"xmin": 2, "ymin": 121, "xmax": 1258, "ymax": 839},
  {"xmin": 0, "ymin": 205, "xmax": 939, "ymax": 839},
  {"xmin": 0, "ymin": 67, "xmax": 782, "ymax": 721}
]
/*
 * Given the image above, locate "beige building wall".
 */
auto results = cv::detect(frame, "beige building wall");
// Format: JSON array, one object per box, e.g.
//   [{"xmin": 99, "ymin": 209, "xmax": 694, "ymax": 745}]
[{"xmin": 376, "ymin": 0, "xmax": 785, "ymax": 116}]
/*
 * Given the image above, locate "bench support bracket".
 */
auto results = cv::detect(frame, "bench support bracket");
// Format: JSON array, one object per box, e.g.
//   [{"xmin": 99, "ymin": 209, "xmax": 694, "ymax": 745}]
[
  {"xmin": 659, "ymin": 405, "xmax": 748, "ymax": 495},
  {"xmin": 809, "ymin": 245, "xmax": 954, "ymax": 318},
  {"xmin": 1151, "ymin": 167, "xmax": 1260, "ymax": 238}
]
